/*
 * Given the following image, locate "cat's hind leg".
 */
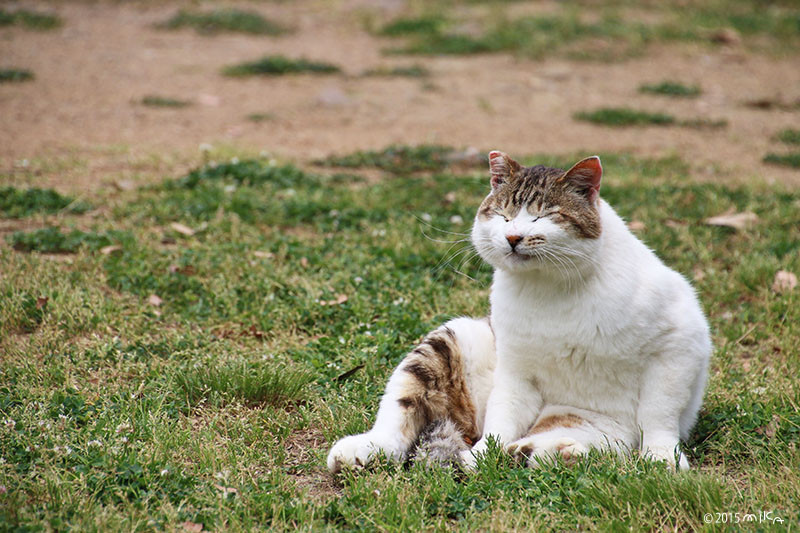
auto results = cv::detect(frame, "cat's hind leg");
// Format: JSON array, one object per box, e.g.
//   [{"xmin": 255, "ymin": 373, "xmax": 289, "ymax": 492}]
[
  {"xmin": 506, "ymin": 406, "xmax": 635, "ymax": 467},
  {"xmin": 327, "ymin": 317, "xmax": 495, "ymax": 473}
]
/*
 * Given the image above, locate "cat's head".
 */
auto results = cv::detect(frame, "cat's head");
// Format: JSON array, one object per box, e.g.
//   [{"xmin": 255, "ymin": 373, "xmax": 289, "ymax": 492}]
[{"xmin": 471, "ymin": 151, "xmax": 604, "ymax": 275}]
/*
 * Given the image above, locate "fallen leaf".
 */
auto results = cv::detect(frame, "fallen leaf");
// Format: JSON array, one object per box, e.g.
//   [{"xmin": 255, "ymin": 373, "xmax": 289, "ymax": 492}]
[
  {"xmin": 300, "ymin": 257, "xmax": 309, "ymax": 268},
  {"xmin": 772, "ymin": 270, "xmax": 798, "ymax": 293},
  {"xmin": 253, "ymin": 251, "xmax": 274, "ymax": 259},
  {"xmin": 693, "ymin": 267, "xmax": 706, "ymax": 281},
  {"xmin": 320, "ymin": 294, "xmax": 348, "ymax": 306},
  {"xmin": 180, "ymin": 522, "xmax": 204, "ymax": 533},
  {"xmin": 36, "ymin": 296, "xmax": 48, "ymax": 310},
  {"xmin": 336, "ymin": 364, "xmax": 365, "ymax": 382},
  {"xmin": 755, "ymin": 415, "xmax": 780, "ymax": 439},
  {"xmin": 704, "ymin": 210, "xmax": 758, "ymax": 230},
  {"xmin": 100, "ymin": 245, "xmax": 122, "ymax": 255},
  {"xmin": 214, "ymin": 484, "xmax": 238, "ymax": 496},
  {"xmin": 246, "ymin": 325, "xmax": 264, "ymax": 339},
  {"xmin": 168, "ymin": 264, "xmax": 196, "ymax": 276},
  {"xmin": 148, "ymin": 294, "xmax": 163, "ymax": 307},
  {"xmin": 710, "ymin": 28, "xmax": 741, "ymax": 45},
  {"xmin": 665, "ymin": 219, "xmax": 685, "ymax": 229},
  {"xmin": 628, "ymin": 220, "xmax": 645, "ymax": 231},
  {"xmin": 114, "ymin": 179, "xmax": 136, "ymax": 191},
  {"xmin": 170, "ymin": 222, "xmax": 195, "ymax": 236}
]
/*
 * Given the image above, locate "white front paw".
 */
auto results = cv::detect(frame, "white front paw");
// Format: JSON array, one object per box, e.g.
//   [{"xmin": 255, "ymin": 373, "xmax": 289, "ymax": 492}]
[
  {"xmin": 643, "ymin": 444, "xmax": 690, "ymax": 470},
  {"xmin": 327, "ymin": 433, "xmax": 403, "ymax": 473}
]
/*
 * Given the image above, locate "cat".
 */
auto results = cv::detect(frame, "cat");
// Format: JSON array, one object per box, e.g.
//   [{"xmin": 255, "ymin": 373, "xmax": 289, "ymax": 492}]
[{"xmin": 327, "ymin": 151, "xmax": 711, "ymax": 473}]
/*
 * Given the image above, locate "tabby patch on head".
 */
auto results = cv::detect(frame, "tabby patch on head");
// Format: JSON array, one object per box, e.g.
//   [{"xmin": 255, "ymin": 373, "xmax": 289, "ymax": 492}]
[{"xmin": 478, "ymin": 152, "xmax": 603, "ymax": 239}]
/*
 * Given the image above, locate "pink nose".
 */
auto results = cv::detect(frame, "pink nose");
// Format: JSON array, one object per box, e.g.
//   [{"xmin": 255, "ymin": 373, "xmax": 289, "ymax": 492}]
[{"xmin": 506, "ymin": 235, "xmax": 522, "ymax": 248}]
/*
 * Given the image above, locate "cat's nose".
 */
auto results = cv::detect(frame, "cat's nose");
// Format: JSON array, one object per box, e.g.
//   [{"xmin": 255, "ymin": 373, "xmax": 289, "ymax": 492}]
[{"xmin": 506, "ymin": 235, "xmax": 523, "ymax": 249}]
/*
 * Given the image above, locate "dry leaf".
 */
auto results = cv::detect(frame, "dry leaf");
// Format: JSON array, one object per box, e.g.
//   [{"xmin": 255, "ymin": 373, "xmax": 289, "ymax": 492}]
[
  {"xmin": 100, "ymin": 245, "xmax": 122, "ymax": 255},
  {"xmin": 755, "ymin": 415, "xmax": 780, "ymax": 439},
  {"xmin": 36, "ymin": 296, "xmax": 48, "ymax": 310},
  {"xmin": 214, "ymin": 484, "xmax": 238, "ymax": 495},
  {"xmin": 170, "ymin": 222, "xmax": 195, "ymax": 236},
  {"xmin": 772, "ymin": 270, "xmax": 797, "ymax": 293},
  {"xmin": 245, "ymin": 325, "xmax": 264, "ymax": 340},
  {"xmin": 114, "ymin": 179, "xmax": 135, "ymax": 191},
  {"xmin": 320, "ymin": 294, "xmax": 348, "ymax": 306},
  {"xmin": 300, "ymin": 257, "xmax": 309, "ymax": 268},
  {"xmin": 665, "ymin": 219, "xmax": 685, "ymax": 229},
  {"xmin": 180, "ymin": 522, "xmax": 204, "ymax": 533},
  {"xmin": 168, "ymin": 264, "xmax": 196, "ymax": 276},
  {"xmin": 148, "ymin": 294, "xmax": 163, "ymax": 307},
  {"xmin": 628, "ymin": 220, "xmax": 645, "ymax": 231},
  {"xmin": 710, "ymin": 28, "xmax": 741, "ymax": 45},
  {"xmin": 704, "ymin": 210, "xmax": 758, "ymax": 230},
  {"xmin": 693, "ymin": 267, "xmax": 706, "ymax": 281},
  {"xmin": 253, "ymin": 251, "xmax": 274, "ymax": 259}
]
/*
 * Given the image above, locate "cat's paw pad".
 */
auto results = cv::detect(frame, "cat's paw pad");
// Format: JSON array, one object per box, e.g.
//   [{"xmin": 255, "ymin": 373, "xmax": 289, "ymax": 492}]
[{"xmin": 327, "ymin": 434, "xmax": 383, "ymax": 473}]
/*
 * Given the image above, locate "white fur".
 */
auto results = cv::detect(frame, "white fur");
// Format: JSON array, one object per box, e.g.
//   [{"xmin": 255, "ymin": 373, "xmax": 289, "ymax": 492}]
[
  {"xmin": 464, "ymin": 198, "xmax": 711, "ymax": 469},
  {"xmin": 328, "ymin": 189, "xmax": 711, "ymax": 473}
]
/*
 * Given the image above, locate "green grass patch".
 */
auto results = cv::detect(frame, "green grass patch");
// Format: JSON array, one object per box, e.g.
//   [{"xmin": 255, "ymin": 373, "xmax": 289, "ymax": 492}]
[
  {"xmin": 0, "ymin": 187, "xmax": 89, "ymax": 218},
  {"xmin": 159, "ymin": 8, "xmax": 288, "ymax": 36},
  {"xmin": 2, "ymin": 152, "xmax": 799, "ymax": 530},
  {"xmin": 639, "ymin": 81, "xmax": 701, "ymax": 97},
  {"xmin": 141, "ymin": 95, "xmax": 192, "ymax": 108},
  {"xmin": 763, "ymin": 152, "xmax": 800, "ymax": 168},
  {"xmin": 315, "ymin": 144, "xmax": 484, "ymax": 174},
  {"xmin": 775, "ymin": 128, "xmax": 800, "ymax": 145},
  {"xmin": 575, "ymin": 108, "xmax": 676, "ymax": 126},
  {"xmin": 0, "ymin": 68, "xmax": 34, "ymax": 83},
  {"xmin": 8, "ymin": 227, "xmax": 128, "ymax": 253},
  {"xmin": 246, "ymin": 112, "xmax": 276, "ymax": 123},
  {"xmin": 175, "ymin": 360, "xmax": 312, "ymax": 409},
  {"xmin": 222, "ymin": 55, "xmax": 340, "ymax": 77},
  {"xmin": 0, "ymin": 8, "xmax": 61, "ymax": 30},
  {"xmin": 378, "ymin": 15, "xmax": 446, "ymax": 37},
  {"xmin": 363, "ymin": 64, "xmax": 430, "ymax": 78}
]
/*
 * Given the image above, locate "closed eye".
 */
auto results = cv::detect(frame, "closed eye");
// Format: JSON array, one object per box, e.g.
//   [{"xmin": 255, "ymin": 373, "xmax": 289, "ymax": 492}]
[{"xmin": 495, "ymin": 210, "xmax": 509, "ymax": 222}]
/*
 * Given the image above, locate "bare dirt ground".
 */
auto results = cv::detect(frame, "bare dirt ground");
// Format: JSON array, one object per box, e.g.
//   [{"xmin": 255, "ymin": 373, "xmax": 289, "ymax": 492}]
[{"xmin": 2, "ymin": 0, "xmax": 800, "ymax": 194}]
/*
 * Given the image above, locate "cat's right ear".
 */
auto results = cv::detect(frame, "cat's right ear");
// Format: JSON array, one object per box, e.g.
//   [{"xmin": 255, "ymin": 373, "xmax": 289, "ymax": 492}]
[{"xmin": 488, "ymin": 151, "xmax": 521, "ymax": 192}]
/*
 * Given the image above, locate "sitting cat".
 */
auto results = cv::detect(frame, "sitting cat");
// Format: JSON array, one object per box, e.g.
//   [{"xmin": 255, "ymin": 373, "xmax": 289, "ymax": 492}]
[{"xmin": 327, "ymin": 151, "xmax": 711, "ymax": 472}]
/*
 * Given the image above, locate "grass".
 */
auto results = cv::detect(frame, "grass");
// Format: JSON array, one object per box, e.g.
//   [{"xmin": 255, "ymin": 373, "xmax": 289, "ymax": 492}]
[
  {"xmin": 141, "ymin": 95, "xmax": 192, "ymax": 108},
  {"xmin": 575, "ymin": 108, "xmax": 676, "ymax": 127},
  {"xmin": 1, "ymin": 150, "xmax": 799, "ymax": 530},
  {"xmin": 314, "ymin": 144, "xmax": 484, "ymax": 174},
  {"xmin": 377, "ymin": 1, "xmax": 800, "ymax": 60},
  {"xmin": 763, "ymin": 153, "xmax": 800, "ymax": 168},
  {"xmin": 7, "ymin": 227, "xmax": 129, "ymax": 253},
  {"xmin": 639, "ymin": 81, "xmax": 702, "ymax": 98},
  {"xmin": 222, "ymin": 56, "xmax": 340, "ymax": 77},
  {"xmin": 0, "ymin": 187, "xmax": 89, "ymax": 218},
  {"xmin": 775, "ymin": 129, "xmax": 800, "ymax": 145},
  {"xmin": 0, "ymin": 8, "xmax": 61, "ymax": 30},
  {"xmin": 159, "ymin": 9, "xmax": 288, "ymax": 36},
  {"xmin": 0, "ymin": 69, "xmax": 34, "ymax": 83},
  {"xmin": 575, "ymin": 108, "xmax": 727, "ymax": 129},
  {"xmin": 363, "ymin": 64, "xmax": 430, "ymax": 78}
]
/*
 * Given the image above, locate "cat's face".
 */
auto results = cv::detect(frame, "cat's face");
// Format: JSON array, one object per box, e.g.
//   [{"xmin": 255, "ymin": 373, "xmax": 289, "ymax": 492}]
[{"xmin": 471, "ymin": 151, "xmax": 603, "ymax": 274}]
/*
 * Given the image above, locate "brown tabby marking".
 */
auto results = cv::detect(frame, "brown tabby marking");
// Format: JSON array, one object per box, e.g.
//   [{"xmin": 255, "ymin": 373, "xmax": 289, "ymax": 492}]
[
  {"xmin": 396, "ymin": 327, "xmax": 480, "ymax": 444},
  {"xmin": 478, "ymin": 163, "xmax": 601, "ymax": 239},
  {"xmin": 528, "ymin": 413, "xmax": 585, "ymax": 434}
]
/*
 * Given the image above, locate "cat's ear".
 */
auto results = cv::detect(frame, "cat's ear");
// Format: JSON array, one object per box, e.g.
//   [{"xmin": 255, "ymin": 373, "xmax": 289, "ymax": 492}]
[
  {"xmin": 560, "ymin": 156, "xmax": 602, "ymax": 203},
  {"xmin": 488, "ymin": 150, "xmax": 521, "ymax": 192}
]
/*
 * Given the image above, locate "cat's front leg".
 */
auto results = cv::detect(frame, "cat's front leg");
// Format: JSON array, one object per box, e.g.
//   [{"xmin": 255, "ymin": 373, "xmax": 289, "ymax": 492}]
[
  {"xmin": 637, "ymin": 337, "xmax": 709, "ymax": 470},
  {"xmin": 460, "ymin": 366, "xmax": 542, "ymax": 468}
]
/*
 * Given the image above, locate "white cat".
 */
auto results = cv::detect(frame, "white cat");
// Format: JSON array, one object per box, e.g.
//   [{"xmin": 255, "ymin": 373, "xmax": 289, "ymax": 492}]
[{"xmin": 327, "ymin": 151, "xmax": 711, "ymax": 473}]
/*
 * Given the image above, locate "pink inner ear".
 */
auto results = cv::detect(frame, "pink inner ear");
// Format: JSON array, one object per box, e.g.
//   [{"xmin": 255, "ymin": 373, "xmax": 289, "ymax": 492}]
[{"xmin": 489, "ymin": 151, "xmax": 508, "ymax": 189}]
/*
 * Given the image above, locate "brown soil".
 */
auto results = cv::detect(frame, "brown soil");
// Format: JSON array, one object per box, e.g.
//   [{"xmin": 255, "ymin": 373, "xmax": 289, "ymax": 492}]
[{"xmin": 2, "ymin": 0, "xmax": 800, "ymax": 193}]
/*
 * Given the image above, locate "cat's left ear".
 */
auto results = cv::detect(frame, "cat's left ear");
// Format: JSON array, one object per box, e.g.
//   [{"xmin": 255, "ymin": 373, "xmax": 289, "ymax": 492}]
[{"xmin": 560, "ymin": 156, "xmax": 602, "ymax": 204}]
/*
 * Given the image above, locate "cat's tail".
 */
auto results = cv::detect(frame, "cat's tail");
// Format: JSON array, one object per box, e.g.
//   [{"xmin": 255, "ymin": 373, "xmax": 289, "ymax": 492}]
[{"xmin": 412, "ymin": 419, "xmax": 471, "ymax": 468}]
